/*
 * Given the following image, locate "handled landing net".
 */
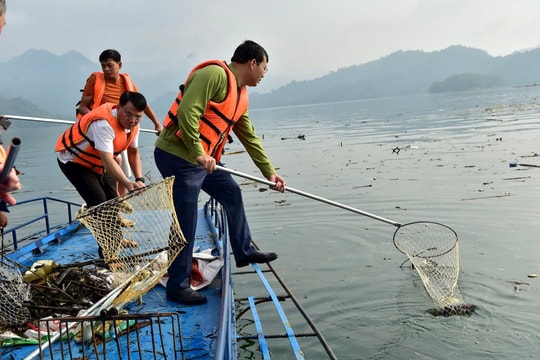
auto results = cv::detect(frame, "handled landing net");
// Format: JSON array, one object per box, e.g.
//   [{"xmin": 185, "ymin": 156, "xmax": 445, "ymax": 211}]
[
  {"xmin": 0, "ymin": 178, "xmax": 186, "ymax": 330},
  {"xmin": 393, "ymin": 221, "xmax": 474, "ymax": 316},
  {"xmin": 214, "ymin": 166, "xmax": 475, "ymax": 316},
  {"xmin": 76, "ymin": 176, "xmax": 187, "ymax": 308}
]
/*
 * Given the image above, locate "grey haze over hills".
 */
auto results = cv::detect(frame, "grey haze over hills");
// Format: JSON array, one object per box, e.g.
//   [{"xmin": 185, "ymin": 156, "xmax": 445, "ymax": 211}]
[
  {"xmin": 1, "ymin": 45, "xmax": 540, "ymax": 120},
  {"xmin": 250, "ymin": 45, "xmax": 540, "ymax": 108},
  {"xmin": 0, "ymin": 49, "xmax": 192, "ymax": 120}
]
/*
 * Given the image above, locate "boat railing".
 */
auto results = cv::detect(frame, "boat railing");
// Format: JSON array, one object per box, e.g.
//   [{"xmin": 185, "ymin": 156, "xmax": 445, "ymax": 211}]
[
  {"xmin": 234, "ymin": 243, "xmax": 338, "ymax": 359},
  {"xmin": 205, "ymin": 198, "xmax": 336, "ymax": 359},
  {"xmin": 205, "ymin": 198, "xmax": 236, "ymax": 359},
  {"xmin": 3, "ymin": 196, "xmax": 81, "ymax": 252},
  {"xmin": 34, "ymin": 310, "xmax": 183, "ymax": 360}
]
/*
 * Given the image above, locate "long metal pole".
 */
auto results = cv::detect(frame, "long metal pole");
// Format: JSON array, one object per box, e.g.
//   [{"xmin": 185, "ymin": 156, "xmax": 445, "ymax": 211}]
[
  {"xmin": 216, "ymin": 165, "xmax": 400, "ymax": 227},
  {"xmin": 2, "ymin": 114, "xmax": 157, "ymax": 134}
]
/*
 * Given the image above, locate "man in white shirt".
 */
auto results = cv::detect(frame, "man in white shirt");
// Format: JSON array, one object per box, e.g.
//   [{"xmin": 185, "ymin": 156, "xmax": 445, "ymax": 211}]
[{"xmin": 55, "ymin": 91, "xmax": 147, "ymax": 257}]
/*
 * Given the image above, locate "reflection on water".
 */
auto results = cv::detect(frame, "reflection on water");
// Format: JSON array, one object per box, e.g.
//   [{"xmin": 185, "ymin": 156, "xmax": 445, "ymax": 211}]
[{"xmin": 7, "ymin": 86, "xmax": 540, "ymax": 359}]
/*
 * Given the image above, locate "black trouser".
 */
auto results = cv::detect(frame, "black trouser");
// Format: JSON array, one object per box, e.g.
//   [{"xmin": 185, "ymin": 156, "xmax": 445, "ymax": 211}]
[
  {"xmin": 58, "ymin": 160, "xmax": 119, "ymax": 259},
  {"xmin": 57, "ymin": 160, "xmax": 117, "ymax": 207}
]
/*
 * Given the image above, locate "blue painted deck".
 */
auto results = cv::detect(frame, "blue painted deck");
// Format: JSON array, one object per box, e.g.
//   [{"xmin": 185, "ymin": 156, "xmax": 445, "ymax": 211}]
[
  {"xmin": 2, "ymin": 203, "xmax": 228, "ymax": 360},
  {"xmin": 0, "ymin": 197, "xmax": 336, "ymax": 359}
]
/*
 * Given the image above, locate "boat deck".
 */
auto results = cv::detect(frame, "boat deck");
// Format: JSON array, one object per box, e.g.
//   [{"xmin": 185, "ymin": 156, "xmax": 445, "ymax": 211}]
[{"xmin": 2, "ymin": 207, "xmax": 224, "ymax": 360}]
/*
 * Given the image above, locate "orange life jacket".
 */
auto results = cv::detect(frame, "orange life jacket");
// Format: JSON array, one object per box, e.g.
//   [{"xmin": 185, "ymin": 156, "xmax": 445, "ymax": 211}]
[
  {"xmin": 56, "ymin": 103, "xmax": 138, "ymax": 174},
  {"xmin": 163, "ymin": 60, "xmax": 249, "ymax": 161},
  {"xmin": 76, "ymin": 72, "xmax": 136, "ymax": 120}
]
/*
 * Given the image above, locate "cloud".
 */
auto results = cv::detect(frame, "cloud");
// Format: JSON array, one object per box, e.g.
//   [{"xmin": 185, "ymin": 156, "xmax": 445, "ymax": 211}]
[{"xmin": 2, "ymin": 0, "xmax": 540, "ymax": 92}]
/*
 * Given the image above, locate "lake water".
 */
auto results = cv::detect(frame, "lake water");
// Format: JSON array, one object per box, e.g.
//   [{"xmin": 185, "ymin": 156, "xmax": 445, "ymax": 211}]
[{"xmin": 5, "ymin": 86, "xmax": 540, "ymax": 359}]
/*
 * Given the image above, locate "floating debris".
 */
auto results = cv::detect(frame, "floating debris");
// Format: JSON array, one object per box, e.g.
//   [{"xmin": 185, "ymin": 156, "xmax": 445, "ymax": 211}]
[
  {"xmin": 352, "ymin": 184, "xmax": 372, "ymax": 189},
  {"xmin": 461, "ymin": 193, "xmax": 512, "ymax": 201},
  {"xmin": 502, "ymin": 176, "xmax": 531, "ymax": 181},
  {"xmin": 392, "ymin": 145, "xmax": 418, "ymax": 154},
  {"xmin": 428, "ymin": 303, "xmax": 476, "ymax": 317},
  {"xmin": 515, "ymin": 163, "xmax": 540, "ymax": 168},
  {"xmin": 280, "ymin": 134, "xmax": 306, "ymax": 141},
  {"xmin": 238, "ymin": 180, "xmax": 259, "ymax": 188},
  {"xmin": 507, "ymin": 280, "xmax": 529, "ymax": 295},
  {"xmin": 224, "ymin": 150, "xmax": 246, "ymax": 156}
]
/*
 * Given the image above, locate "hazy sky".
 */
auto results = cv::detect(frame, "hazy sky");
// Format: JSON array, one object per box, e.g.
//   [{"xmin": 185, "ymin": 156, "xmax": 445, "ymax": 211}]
[{"xmin": 2, "ymin": 0, "xmax": 540, "ymax": 91}]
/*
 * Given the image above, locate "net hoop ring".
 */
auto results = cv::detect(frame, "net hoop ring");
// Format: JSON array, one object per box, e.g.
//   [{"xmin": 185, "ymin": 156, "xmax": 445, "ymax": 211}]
[
  {"xmin": 392, "ymin": 221, "xmax": 458, "ymax": 258},
  {"xmin": 76, "ymin": 176, "xmax": 174, "ymax": 220}
]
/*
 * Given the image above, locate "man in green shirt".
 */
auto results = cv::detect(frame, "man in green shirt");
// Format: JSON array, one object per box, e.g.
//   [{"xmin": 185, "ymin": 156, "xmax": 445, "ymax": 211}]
[{"xmin": 155, "ymin": 40, "xmax": 286, "ymax": 305}]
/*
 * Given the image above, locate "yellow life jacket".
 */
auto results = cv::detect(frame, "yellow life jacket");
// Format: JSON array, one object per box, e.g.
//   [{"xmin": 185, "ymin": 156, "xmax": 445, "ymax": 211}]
[
  {"xmin": 76, "ymin": 72, "xmax": 136, "ymax": 120},
  {"xmin": 56, "ymin": 103, "xmax": 138, "ymax": 174},
  {"xmin": 163, "ymin": 60, "xmax": 248, "ymax": 161}
]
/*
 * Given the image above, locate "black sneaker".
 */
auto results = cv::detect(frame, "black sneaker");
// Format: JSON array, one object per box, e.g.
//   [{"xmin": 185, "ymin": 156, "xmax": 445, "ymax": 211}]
[{"xmin": 166, "ymin": 288, "xmax": 207, "ymax": 305}]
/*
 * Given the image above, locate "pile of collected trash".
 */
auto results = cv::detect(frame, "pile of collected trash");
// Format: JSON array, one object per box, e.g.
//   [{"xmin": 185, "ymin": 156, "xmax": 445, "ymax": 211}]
[{"xmin": 23, "ymin": 260, "xmax": 115, "ymax": 320}]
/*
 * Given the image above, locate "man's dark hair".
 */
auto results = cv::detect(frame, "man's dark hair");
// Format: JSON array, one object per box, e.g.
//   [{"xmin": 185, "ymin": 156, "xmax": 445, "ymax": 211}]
[
  {"xmin": 120, "ymin": 91, "xmax": 147, "ymax": 111},
  {"xmin": 0, "ymin": 0, "xmax": 6, "ymax": 17},
  {"xmin": 231, "ymin": 40, "xmax": 268, "ymax": 64},
  {"xmin": 99, "ymin": 49, "xmax": 121, "ymax": 63}
]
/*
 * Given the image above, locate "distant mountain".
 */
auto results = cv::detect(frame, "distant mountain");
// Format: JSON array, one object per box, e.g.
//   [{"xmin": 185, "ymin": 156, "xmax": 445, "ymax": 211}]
[
  {"xmin": 0, "ymin": 49, "xmax": 194, "ymax": 119},
  {"xmin": 428, "ymin": 73, "xmax": 504, "ymax": 93},
  {"xmin": 0, "ymin": 49, "xmax": 96, "ymax": 118},
  {"xmin": 0, "ymin": 96, "xmax": 54, "ymax": 119},
  {"xmin": 2, "ymin": 45, "xmax": 540, "ymax": 117},
  {"xmin": 250, "ymin": 45, "xmax": 540, "ymax": 108}
]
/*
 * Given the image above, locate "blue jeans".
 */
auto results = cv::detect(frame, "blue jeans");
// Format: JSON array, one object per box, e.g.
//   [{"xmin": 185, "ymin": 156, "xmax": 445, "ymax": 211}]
[{"xmin": 154, "ymin": 148, "xmax": 257, "ymax": 293}]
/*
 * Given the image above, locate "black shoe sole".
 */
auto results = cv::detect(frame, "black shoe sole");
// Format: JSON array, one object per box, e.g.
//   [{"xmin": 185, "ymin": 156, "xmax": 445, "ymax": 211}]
[
  {"xmin": 236, "ymin": 253, "xmax": 278, "ymax": 268},
  {"xmin": 166, "ymin": 293, "xmax": 207, "ymax": 306}
]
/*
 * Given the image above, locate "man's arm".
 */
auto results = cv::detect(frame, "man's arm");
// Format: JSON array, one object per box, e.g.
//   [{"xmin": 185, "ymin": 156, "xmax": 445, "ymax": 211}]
[
  {"xmin": 78, "ymin": 95, "xmax": 93, "ymax": 116},
  {"xmin": 78, "ymin": 74, "xmax": 96, "ymax": 116},
  {"xmin": 0, "ymin": 210, "xmax": 7, "ymax": 228},
  {"xmin": 143, "ymin": 105, "xmax": 163, "ymax": 135},
  {"xmin": 99, "ymin": 150, "xmax": 143, "ymax": 192},
  {"xmin": 0, "ymin": 141, "xmax": 21, "ymax": 205},
  {"xmin": 126, "ymin": 146, "xmax": 143, "ymax": 181},
  {"xmin": 233, "ymin": 113, "xmax": 275, "ymax": 178},
  {"xmin": 233, "ymin": 114, "xmax": 285, "ymax": 192},
  {"xmin": 0, "ymin": 167, "xmax": 20, "ymax": 205}
]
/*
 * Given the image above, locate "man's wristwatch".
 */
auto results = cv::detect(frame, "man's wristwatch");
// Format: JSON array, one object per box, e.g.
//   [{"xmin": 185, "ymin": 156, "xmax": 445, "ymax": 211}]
[{"xmin": 135, "ymin": 177, "xmax": 145, "ymax": 183}]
